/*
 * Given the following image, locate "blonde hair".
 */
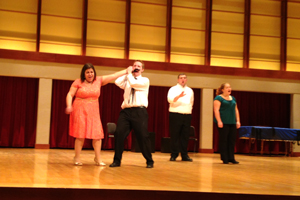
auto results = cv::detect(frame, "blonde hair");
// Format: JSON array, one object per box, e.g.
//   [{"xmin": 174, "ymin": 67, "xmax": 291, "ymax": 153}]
[{"xmin": 216, "ymin": 83, "xmax": 229, "ymax": 95}]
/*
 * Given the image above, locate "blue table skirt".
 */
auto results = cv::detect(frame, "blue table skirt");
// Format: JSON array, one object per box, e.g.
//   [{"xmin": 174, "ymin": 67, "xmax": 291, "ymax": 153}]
[{"xmin": 239, "ymin": 126, "xmax": 300, "ymax": 141}]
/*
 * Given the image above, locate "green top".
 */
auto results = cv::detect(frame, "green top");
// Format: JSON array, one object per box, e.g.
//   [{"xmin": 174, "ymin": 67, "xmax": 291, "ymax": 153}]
[{"xmin": 214, "ymin": 95, "xmax": 237, "ymax": 124}]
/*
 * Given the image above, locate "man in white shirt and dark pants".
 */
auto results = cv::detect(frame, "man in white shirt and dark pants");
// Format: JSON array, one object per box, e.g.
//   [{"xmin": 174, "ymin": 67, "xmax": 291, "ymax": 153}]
[
  {"xmin": 109, "ymin": 60, "xmax": 154, "ymax": 168},
  {"xmin": 167, "ymin": 73, "xmax": 194, "ymax": 162}
]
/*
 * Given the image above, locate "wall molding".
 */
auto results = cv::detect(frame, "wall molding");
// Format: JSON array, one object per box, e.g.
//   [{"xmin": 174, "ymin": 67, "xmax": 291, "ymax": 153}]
[
  {"xmin": 1, "ymin": 49, "xmax": 300, "ymax": 81},
  {"xmin": 35, "ymin": 144, "xmax": 50, "ymax": 149},
  {"xmin": 199, "ymin": 149, "xmax": 214, "ymax": 153}
]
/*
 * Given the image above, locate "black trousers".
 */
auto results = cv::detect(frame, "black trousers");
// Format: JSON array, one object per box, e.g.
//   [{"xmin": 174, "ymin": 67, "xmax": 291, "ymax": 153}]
[
  {"xmin": 113, "ymin": 107, "xmax": 153, "ymax": 165},
  {"xmin": 217, "ymin": 124, "xmax": 237, "ymax": 162},
  {"xmin": 169, "ymin": 112, "xmax": 192, "ymax": 158}
]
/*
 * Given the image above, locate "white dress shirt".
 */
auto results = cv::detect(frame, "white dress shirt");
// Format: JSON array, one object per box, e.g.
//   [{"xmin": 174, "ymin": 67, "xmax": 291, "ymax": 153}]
[
  {"xmin": 167, "ymin": 83, "xmax": 194, "ymax": 114},
  {"xmin": 115, "ymin": 73, "xmax": 149, "ymax": 109}
]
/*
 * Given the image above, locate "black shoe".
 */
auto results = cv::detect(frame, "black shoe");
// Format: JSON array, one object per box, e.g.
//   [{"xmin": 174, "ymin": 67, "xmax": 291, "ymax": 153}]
[
  {"xmin": 170, "ymin": 157, "xmax": 176, "ymax": 161},
  {"xmin": 146, "ymin": 163, "xmax": 153, "ymax": 168},
  {"xmin": 223, "ymin": 161, "xmax": 229, "ymax": 164},
  {"xmin": 229, "ymin": 160, "xmax": 239, "ymax": 164},
  {"xmin": 182, "ymin": 157, "xmax": 193, "ymax": 162},
  {"xmin": 109, "ymin": 162, "xmax": 121, "ymax": 167}
]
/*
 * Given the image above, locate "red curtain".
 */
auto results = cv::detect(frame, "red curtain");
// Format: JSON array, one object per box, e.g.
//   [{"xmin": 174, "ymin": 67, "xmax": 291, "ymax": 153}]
[
  {"xmin": 50, "ymin": 80, "xmax": 74, "ymax": 148},
  {"xmin": 50, "ymin": 79, "xmax": 201, "ymax": 151},
  {"xmin": 213, "ymin": 91, "xmax": 290, "ymax": 154},
  {"xmin": 0, "ymin": 76, "xmax": 39, "ymax": 147},
  {"xmin": 147, "ymin": 85, "xmax": 201, "ymax": 151}
]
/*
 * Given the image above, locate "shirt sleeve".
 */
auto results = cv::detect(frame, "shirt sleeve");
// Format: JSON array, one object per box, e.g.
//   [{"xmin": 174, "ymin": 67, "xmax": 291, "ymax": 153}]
[
  {"xmin": 115, "ymin": 75, "xmax": 127, "ymax": 89},
  {"xmin": 190, "ymin": 88, "xmax": 194, "ymax": 107},
  {"xmin": 167, "ymin": 87, "xmax": 176, "ymax": 103},
  {"xmin": 214, "ymin": 95, "xmax": 223, "ymax": 102},
  {"xmin": 232, "ymin": 96, "xmax": 236, "ymax": 102},
  {"xmin": 71, "ymin": 79, "xmax": 81, "ymax": 88}
]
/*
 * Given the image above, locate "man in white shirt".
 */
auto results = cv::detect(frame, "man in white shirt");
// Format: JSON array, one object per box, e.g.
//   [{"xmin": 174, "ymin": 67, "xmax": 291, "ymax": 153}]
[
  {"xmin": 109, "ymin": 60, "xmax": 154, "ymax": 168},
  {"xmin": 167, "ymin": 74, "xmax": 194, "ymax": 162}
]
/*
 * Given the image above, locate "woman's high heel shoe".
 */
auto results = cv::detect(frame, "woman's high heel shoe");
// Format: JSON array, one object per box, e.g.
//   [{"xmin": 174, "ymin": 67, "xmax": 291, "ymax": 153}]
[
  {"xmin": 74, "ymin": 158, "xmax": 83, "ymax": 166},
  {"xmin": 94, "ymin": 157, "xmax": 106, "ymax": 166}
]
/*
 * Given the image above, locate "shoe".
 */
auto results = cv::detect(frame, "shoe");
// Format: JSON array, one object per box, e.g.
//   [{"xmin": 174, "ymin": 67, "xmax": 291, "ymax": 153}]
[
  {"xmin": 74, "ymin": 161, "xmax": 83, "ymax": 166},
  {"xmin": 223, "ymin": 161, "xmax": 229, "ymax": 164},
  {"xmin": 146, "ymin": 163, "xmax": 153, "ymax": 168},
  {"xmin": 109, "ymin": 162, "xmax": 121, "ymax": 167},
  {"xmin": 229, "ymin": 160, "xmax": 239, "ymax": 164},
  {"xmin": 182, "ymin": 157, "xmax": 193, "ymax": 162},
  {"xmin": 170, "ymin": 157, "xmax": 176, "ymax": 161},
  {"xmin": 74, "ymin": 158, "xmax": 83, "ymax": 166},
  {"xmin": 94, "ymin": 157, "xmax": 106, "ymax": 166}
]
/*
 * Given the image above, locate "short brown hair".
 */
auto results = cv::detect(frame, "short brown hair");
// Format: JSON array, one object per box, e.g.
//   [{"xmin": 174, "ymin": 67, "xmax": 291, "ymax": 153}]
[
  {"xmin": 177, "ymin": 73, "xmax": 187, "ymax": 79},
  {"xmin": 80, "ymin": 63, "xmax": 96, "ymax": 83}
]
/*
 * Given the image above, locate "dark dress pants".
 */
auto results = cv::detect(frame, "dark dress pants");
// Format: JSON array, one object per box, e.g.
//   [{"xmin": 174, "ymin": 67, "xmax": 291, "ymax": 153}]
[
  {"xmin": 113, "ymin": 107, "xmax": 153, "ymax": 165},
  {"xmin": 217, "ymin": 124, "xmax": 237, "ymax": 162},
  {"xmin": 169, "ymin": 112, "xmax": 192, "ymax": 158}
]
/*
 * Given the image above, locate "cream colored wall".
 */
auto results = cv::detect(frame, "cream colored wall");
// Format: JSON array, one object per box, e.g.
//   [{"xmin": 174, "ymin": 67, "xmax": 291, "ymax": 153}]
[
  {"xmin": 291, "ymin": 94, "xmax": 300, "ymax": 153},
  {"xmin": 1, "ymin": 58, "xmax": 300, "ymax": 152},
  {"xmin": 200, "ymin": 89, "xmax": 214, "ymax": 152},
  {"xmin": 36, "ymin": 78, "xmax": 52, "ymax": 146}
]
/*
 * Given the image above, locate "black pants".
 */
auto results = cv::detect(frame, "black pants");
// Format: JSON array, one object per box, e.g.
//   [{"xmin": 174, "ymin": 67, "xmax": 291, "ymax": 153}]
[
  {"xmin": 169, "ymin": 112, "xmax": 192, "ymax": 158},
  {"xmin": 113, "ymin": 107, "xmax": 153, "ymax": 165},
  {"xmin": 217, "ymin": 124, "xmax": 237, "ymax": 162}
]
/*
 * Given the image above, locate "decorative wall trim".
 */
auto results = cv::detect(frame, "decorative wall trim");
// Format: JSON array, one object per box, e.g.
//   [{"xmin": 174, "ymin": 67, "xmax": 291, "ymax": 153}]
[
  {"xmin": 1, "ymin": 49, "xmax": 300, "ymax": 81},
  {"xmin": 199, "ymin": 149, "xmax": 214, "ymax": 153},
  {"xmin": 291, "ymin": 152, "xmax": 300, "ymax": 157},
  {"xmin": 35, "ymin": 144, "xmax": 50, "ymax": 149}
]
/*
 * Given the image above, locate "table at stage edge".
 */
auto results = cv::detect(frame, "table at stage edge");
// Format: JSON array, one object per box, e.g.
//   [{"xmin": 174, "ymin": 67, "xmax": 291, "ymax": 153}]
[{"xmin": 238, "ymin": 126, "xmax": 300, "ymax": 156}]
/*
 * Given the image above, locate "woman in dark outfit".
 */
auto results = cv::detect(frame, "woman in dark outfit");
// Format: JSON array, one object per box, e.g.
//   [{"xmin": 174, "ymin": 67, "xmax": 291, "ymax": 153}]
[{"xmin": 213, "ymin": 83, "xmax": 241, "ymax": 164}]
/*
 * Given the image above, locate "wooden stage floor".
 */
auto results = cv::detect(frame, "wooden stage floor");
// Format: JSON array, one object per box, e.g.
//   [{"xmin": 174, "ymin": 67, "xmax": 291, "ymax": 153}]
[{"xmin": 0, "ymin": 148, "xmax": 299, "ymax": 199}]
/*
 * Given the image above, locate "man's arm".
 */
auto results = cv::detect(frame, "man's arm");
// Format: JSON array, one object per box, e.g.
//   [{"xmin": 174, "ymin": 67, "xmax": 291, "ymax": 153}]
[
  {"xmin": 190, "ymin": 89, "xmax": 194, "ymax": 106},
  {"xmin": 127, "ymin": 74, "xmax": 149, "ymax": 90},
  {"xmin": 115, "ymin": 75, "xmax": 128, "ymax": 89},
  {"xmin": 115, "ymin": 66, "xmax": 133, "ymax": 89},
  {"xmin": 167, "ymin": 87, "xmax": 185, "ymax": 104}
]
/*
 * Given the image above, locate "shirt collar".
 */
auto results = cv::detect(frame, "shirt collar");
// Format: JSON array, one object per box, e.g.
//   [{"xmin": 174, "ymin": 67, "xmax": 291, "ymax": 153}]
[
  {"xmin": 177, "ymin": 83, "xmax": 186, "ymax": 89},
  {"xmin": 134, "ymin": 75, "xmax": 142, "ymax": 79}
]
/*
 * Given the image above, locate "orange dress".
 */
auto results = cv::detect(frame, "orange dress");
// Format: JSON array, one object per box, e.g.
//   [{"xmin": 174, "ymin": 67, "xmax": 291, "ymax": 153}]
[{"xmin": 69, "ymin": 77, "xmax": 104, "ymax": 139}]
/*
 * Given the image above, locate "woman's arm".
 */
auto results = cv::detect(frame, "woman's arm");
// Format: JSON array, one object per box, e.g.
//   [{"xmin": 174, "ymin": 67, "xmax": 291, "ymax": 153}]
[
  {"xmin": 213, "ymin": 100, "xmax": 223, "ymax": 128},
  {"xmin": 235, "ymin": 104, "xmax": 241, "ymax": 129},
  {"xmin": 101, "ymin": 66, "xmax": 132, "ymax": 86},
  {"xmin": 65, "ymin": 86, "xmax": 78, "ymax": 114}
]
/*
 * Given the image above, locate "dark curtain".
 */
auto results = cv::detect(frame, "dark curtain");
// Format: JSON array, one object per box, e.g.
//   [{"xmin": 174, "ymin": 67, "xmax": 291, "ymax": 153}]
[
  {"xmin": 50, "ymin": 79, "xmax": 201, "ymax": 151},
  {"xmin": 0, "ymin": 76, "xmax": 39, "ymax": 147},
  {"xmin": 147, "ymin": 86, "xmax": 200, "ymax": 151},
  {"xmin": 213, "ymin": 91, "xmax": 290, "ymax": 154},
  {"xmin": 50, "ymin": 80, "xmax": 75, "ymax": 148}
]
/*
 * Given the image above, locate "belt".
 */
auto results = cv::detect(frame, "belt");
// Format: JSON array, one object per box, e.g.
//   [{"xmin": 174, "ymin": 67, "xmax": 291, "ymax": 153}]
[
  {"xmin": 170, "ymin": 112, "xmax": 191, "ymax": 115},
  {"xmin": 75, "ymin": 97, "xmax": 98, "ymax": 101},
  {"xmin": 125, "ymin": 106, "xmax": 146, "ymax": 109}
]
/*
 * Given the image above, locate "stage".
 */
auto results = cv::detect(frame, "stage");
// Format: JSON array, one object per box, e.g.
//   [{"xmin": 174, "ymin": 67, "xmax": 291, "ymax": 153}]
[{"xmin": 0, "ymin": 148, "xmax": 299, "ymax": 200}]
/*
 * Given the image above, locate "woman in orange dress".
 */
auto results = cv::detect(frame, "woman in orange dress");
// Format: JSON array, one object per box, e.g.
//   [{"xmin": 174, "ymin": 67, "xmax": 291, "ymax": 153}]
[{"xmin": 65, "ymin": 63, "xmax": 130, "ymax": 166}]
